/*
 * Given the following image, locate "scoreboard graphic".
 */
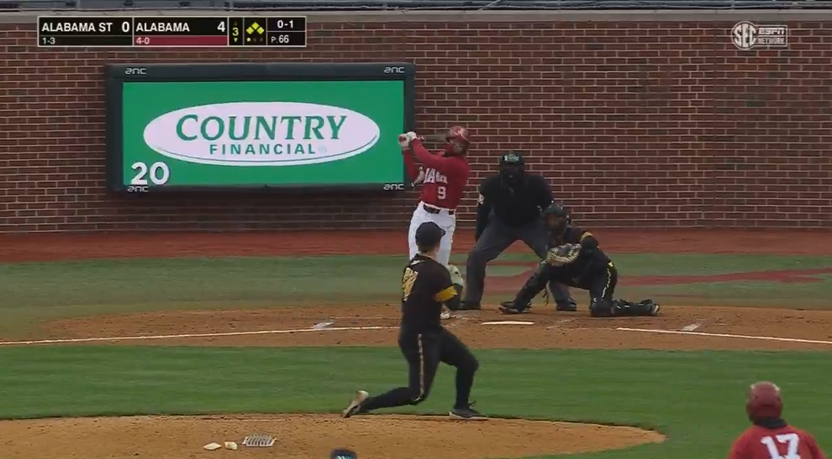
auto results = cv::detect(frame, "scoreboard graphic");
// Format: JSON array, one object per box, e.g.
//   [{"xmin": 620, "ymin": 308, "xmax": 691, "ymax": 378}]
[{"xmin": 38, "ymin": 16, "xmax": 306, "ymax": 48}]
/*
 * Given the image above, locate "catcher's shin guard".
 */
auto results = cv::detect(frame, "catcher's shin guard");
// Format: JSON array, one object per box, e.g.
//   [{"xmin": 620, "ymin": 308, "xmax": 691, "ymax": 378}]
[
  {"xmin": 444, "ymin": 283, "xmax": 464, "ymax": 311},
  {"xmin": 589, "ymin": 298, "xmax": 614, "ymax": 317},
  {"xmin": 608, "ymin": 299, "xmax": 660, "ymax": 317},
  {"xmin": 444, "ymin": 265, "xmax": 465, "ymax": 311},
  {"xmin": 499, "ymin": 263, "xmax": 550, "ymax": 314}
]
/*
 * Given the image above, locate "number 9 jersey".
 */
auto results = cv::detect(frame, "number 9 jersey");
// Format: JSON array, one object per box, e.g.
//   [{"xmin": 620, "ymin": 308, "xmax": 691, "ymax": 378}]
[{"xmin": 402, "ymin": 138, "xmax": 470, "ymax": 210}]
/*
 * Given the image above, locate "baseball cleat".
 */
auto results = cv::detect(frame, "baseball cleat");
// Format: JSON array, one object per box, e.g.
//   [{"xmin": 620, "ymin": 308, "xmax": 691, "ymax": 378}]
[
  {"xmin": 440, "ymin": 310, "xmax": 452, "ymax": 320},
  {"xmin": 555, "ymin": 301, "xmax": 577, "ymax": 312},
  {"xmin": 449, "ymin": 402, "xmax": 488, "ymax": 420},
  {"xmin": 649, "ymin": 303, "xmax": 661, "ymax": 316},
  {"xmin": 458, "ymin": 301, "xmax": 481, "ymax": 311},
  {"xmin": 499, "ymin": 300, "xmax": 531, "ymax": 314},
  {"xmin": 342, "ymin": 390, "xmax": 368, "ymax": 418},
  {"xmin": 498, "ymin": 304, "xmax": 529, "ymax": 315}
]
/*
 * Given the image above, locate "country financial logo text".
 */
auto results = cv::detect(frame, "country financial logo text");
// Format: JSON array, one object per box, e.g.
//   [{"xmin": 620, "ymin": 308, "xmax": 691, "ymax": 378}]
[{"xmin": 142, "ymin": 102, "xmax": 381, "ymax": 166}]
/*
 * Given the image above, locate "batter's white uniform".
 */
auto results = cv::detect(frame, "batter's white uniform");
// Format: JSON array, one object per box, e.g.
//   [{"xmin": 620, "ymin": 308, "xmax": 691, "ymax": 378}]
[
  {"xmin": 399, "ymin": 132, "xmax": 471, "ymax": 317},
  {"xmin": 407, "ymin": 201, "xmax": 456, "ymax": 267}
]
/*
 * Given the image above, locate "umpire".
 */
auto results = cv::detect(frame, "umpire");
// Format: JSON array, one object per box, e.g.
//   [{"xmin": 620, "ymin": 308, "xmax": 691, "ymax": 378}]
[{"xmin": 461, "ymin": 152, "xmax": 576, "ymax": 311}]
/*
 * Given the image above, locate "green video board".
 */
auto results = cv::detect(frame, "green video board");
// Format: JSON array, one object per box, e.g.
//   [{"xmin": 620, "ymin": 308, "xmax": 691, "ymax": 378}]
[{"xmin": 105, "ymin": 63, "xmax": 415, "ymax": 193}]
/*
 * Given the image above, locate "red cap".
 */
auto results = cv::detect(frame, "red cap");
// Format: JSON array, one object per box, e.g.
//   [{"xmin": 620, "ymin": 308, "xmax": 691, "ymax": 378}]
[
  {"xmin": 746, "ymin": 381, "xmax": 783, "ymax": 421},
  {"xmin": 445, "ymin": 125, "xmax": 470, "ymax": 144}
]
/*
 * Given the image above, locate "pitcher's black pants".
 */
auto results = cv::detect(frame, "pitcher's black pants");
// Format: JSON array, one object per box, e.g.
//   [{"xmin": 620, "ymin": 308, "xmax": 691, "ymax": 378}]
[{"xmin": 358, "ymin": 327, "xmax": 479, "ymax": 412}]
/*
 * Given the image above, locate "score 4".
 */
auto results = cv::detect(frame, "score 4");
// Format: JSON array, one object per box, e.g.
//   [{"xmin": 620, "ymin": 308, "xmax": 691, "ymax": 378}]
[{"xmin": 128, "ymin": 161, "xmax": 170, "ymax": 192}]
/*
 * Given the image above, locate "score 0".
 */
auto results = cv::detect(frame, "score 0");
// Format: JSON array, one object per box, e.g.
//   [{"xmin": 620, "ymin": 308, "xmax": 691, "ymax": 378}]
[{"xmin": 117, "ymin": 19, "xmax": 132, "ymax": 33}]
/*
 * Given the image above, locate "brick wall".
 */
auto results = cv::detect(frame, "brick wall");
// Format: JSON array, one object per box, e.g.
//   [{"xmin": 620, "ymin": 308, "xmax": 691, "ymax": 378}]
[{"xmin": 1, "ymin": 12, "xmax": 831, "ymax": 232}]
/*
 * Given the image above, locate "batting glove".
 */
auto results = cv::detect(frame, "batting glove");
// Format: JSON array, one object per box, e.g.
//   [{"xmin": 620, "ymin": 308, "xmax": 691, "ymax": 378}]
[{"xmin": 398, "ymin": 134, "xmax": 409, "ymax": 148}]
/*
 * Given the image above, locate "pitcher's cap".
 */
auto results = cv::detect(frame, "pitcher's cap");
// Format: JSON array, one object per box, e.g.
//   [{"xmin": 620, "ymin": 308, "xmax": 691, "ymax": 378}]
[{"xmin": 415, "ymin": 221, "xmax": 445, "ymax": 248}]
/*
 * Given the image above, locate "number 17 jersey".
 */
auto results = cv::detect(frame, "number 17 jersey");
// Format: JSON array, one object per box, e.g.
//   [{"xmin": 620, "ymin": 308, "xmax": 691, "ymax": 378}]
[{"xmin": 728, "ymin": 424, "xmax": 826, "ymax": 459}]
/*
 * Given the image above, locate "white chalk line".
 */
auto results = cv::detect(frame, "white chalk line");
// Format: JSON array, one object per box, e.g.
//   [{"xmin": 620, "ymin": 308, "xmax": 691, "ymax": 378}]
[
  {"xmin": 616, "ymin": 327, "xmax": 832, "ymax": 346},
  {"xmin": 9, "ymin": 323, "xmax": 830, "ymax": 348},
  {"xmin": 0, "ymin": 326, "xmax": 399, "ymax": 347}
]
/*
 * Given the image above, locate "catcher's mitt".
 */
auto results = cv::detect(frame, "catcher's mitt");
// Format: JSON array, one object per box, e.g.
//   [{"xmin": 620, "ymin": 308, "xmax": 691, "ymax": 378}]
[{"xmin": 545, "ymin": 243, "xmax": 582, "ymax": 266}]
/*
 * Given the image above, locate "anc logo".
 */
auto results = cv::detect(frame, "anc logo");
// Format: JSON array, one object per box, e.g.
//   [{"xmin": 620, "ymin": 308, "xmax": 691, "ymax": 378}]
[{"xmin": 142, "ymin": 102, "xmax": 381, "ymax": 167}]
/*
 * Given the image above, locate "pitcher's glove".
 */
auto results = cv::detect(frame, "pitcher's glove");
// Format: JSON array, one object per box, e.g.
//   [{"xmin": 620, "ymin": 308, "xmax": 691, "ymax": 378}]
[{"xmin": 545, "ymin": 243, "xmax": 582, "ymax": 266}]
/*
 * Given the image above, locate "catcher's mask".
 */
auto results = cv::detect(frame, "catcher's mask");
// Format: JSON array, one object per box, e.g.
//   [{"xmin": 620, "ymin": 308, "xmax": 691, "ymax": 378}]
[
  {"xmin": 543, "ymin": 203, "xmax": 570, "ymax": 235},
  {"xmin": 444, "ymin": 125, "xmax": 470, "ymax": 156},
  {"xmin": 499, "ymin": 152, "xmax": 525, "ymax": 185}
]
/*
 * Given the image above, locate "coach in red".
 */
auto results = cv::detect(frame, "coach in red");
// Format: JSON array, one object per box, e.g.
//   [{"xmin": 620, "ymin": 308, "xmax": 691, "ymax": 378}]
[{"xmin": 728, "ymin": 381, "xmax": 825, "ymax": 459}]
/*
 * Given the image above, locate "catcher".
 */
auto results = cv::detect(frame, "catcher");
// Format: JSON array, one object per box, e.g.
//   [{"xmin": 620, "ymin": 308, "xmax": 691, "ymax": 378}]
[{"xmin": 499, "ymin": 204, "xmax": 660, "ymax": 317}]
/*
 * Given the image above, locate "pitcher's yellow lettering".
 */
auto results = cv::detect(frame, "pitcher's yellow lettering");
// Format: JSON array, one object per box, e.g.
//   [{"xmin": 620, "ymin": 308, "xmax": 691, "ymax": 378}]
[{"xmin": 402, "ymin": 268, "xmax": 418, "ymax": 302}]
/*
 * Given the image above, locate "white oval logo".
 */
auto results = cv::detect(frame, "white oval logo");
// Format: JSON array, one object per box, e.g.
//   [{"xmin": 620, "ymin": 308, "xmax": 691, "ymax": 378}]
[{"xmin": 142, "ymin": 102, "xmax": 381, "ymax": 166}]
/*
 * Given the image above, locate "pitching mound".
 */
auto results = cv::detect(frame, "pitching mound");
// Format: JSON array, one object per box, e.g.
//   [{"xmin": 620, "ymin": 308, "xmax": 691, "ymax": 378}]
[{"xmin": 0, "ymin": 414, "xmax": 664, "ymax": 459}]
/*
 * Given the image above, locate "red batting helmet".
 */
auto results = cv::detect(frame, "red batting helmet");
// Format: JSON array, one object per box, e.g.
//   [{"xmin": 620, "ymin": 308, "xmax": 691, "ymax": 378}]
[
  {"xmin": 746, "ymin": 381, "xmax": 783, "ymax": 421},
  {"xmin": 446, "ymin": 125, "xmax": 471, "ymax": 144},
  {"xmin": 445, "ymin": 125, "xmax": 470, "ymax": 155}
]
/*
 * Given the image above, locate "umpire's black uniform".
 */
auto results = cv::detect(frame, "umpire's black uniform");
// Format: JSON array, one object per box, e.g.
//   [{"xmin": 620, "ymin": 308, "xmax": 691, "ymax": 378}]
[
  {"xmin": 341, "ymin": 222, "xmax": 485, "ymax": 420},
  {"xmin": 462, "ymin": 152, "xmax": 575, "ymax": 310}
]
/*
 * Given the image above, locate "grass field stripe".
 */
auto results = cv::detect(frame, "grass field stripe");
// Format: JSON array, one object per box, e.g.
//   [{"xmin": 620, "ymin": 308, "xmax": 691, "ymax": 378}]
[
  {"xmin": 0, "ymin": 326, "xmax": 398, "ymax": 346},
  {"xmin": 616, "ymin": 327, "xmax": 832, "ymax": 345}
]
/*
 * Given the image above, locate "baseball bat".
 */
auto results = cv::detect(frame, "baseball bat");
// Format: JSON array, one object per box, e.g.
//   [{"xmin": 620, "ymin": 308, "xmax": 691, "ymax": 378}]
[{"xmin": 418, "ymin": 134, "xmax": 446, "ymax": 143}]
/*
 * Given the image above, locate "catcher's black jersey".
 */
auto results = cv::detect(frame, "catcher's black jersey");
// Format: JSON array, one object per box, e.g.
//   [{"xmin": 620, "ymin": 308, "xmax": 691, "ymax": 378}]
[
  {"xmin": 549, "ymin": 226, "xmax": 611, "ymax": 268},
  {"xmin": 400, "ymin": 255, "xmax": 457, "ymax": 332}
]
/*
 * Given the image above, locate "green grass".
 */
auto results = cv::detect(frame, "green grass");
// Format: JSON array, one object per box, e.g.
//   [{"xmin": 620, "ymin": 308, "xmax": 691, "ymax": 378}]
[
  {"xmin": 0, "ymin": 346, "xmax": 830, "ymax": 459},
  {"xmin": 454, "ymin": 252, "xmax": 832, "ymax": 276},
  {"xmin": 2, "ymin": 254, "xmax": 832, "ymax": 336},
  {"xmin": 618, "ymin": 275, "xmax": 832, "ymax": 308}
]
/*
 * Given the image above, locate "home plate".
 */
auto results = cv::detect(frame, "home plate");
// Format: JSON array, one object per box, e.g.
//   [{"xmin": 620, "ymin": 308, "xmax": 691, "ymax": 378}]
[{"xmin": 481, "ymin": 321, "xmax": 535, "ymax": 326}]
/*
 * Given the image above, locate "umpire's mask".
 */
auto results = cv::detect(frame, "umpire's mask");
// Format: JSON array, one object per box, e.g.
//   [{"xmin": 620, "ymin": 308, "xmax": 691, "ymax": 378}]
[{"xmin": 499, "ymin": 152, "xmax": 525, "ymax": 185}]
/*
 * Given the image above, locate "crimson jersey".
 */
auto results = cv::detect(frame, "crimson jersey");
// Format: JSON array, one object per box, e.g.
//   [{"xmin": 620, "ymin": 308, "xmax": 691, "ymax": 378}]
[
  {"xmin": 402, "ymin": 139, "xmax": 470, "ymax": 209},
  {"xmin": 729, "ymin": 425, "xmax": 825, "ymax": 459}
]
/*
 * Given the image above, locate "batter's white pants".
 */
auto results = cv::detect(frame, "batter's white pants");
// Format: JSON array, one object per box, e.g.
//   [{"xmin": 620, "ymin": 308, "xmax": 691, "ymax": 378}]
[{"xmin": 407, "ymin": 202, "xmax": 456, "ymax": 267}]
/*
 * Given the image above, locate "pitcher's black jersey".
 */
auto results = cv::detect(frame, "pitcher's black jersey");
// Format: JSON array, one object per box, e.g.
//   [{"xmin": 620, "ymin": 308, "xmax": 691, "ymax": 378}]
[{"xmin": 400, "ymin": 255, "xmax": 458, "ymax": 332}]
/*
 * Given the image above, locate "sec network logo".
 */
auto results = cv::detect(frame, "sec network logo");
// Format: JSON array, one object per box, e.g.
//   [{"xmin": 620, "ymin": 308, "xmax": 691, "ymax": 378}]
[{"xmin": 731, "ymin": 21, "xmax": 788, "ymax": 50}]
